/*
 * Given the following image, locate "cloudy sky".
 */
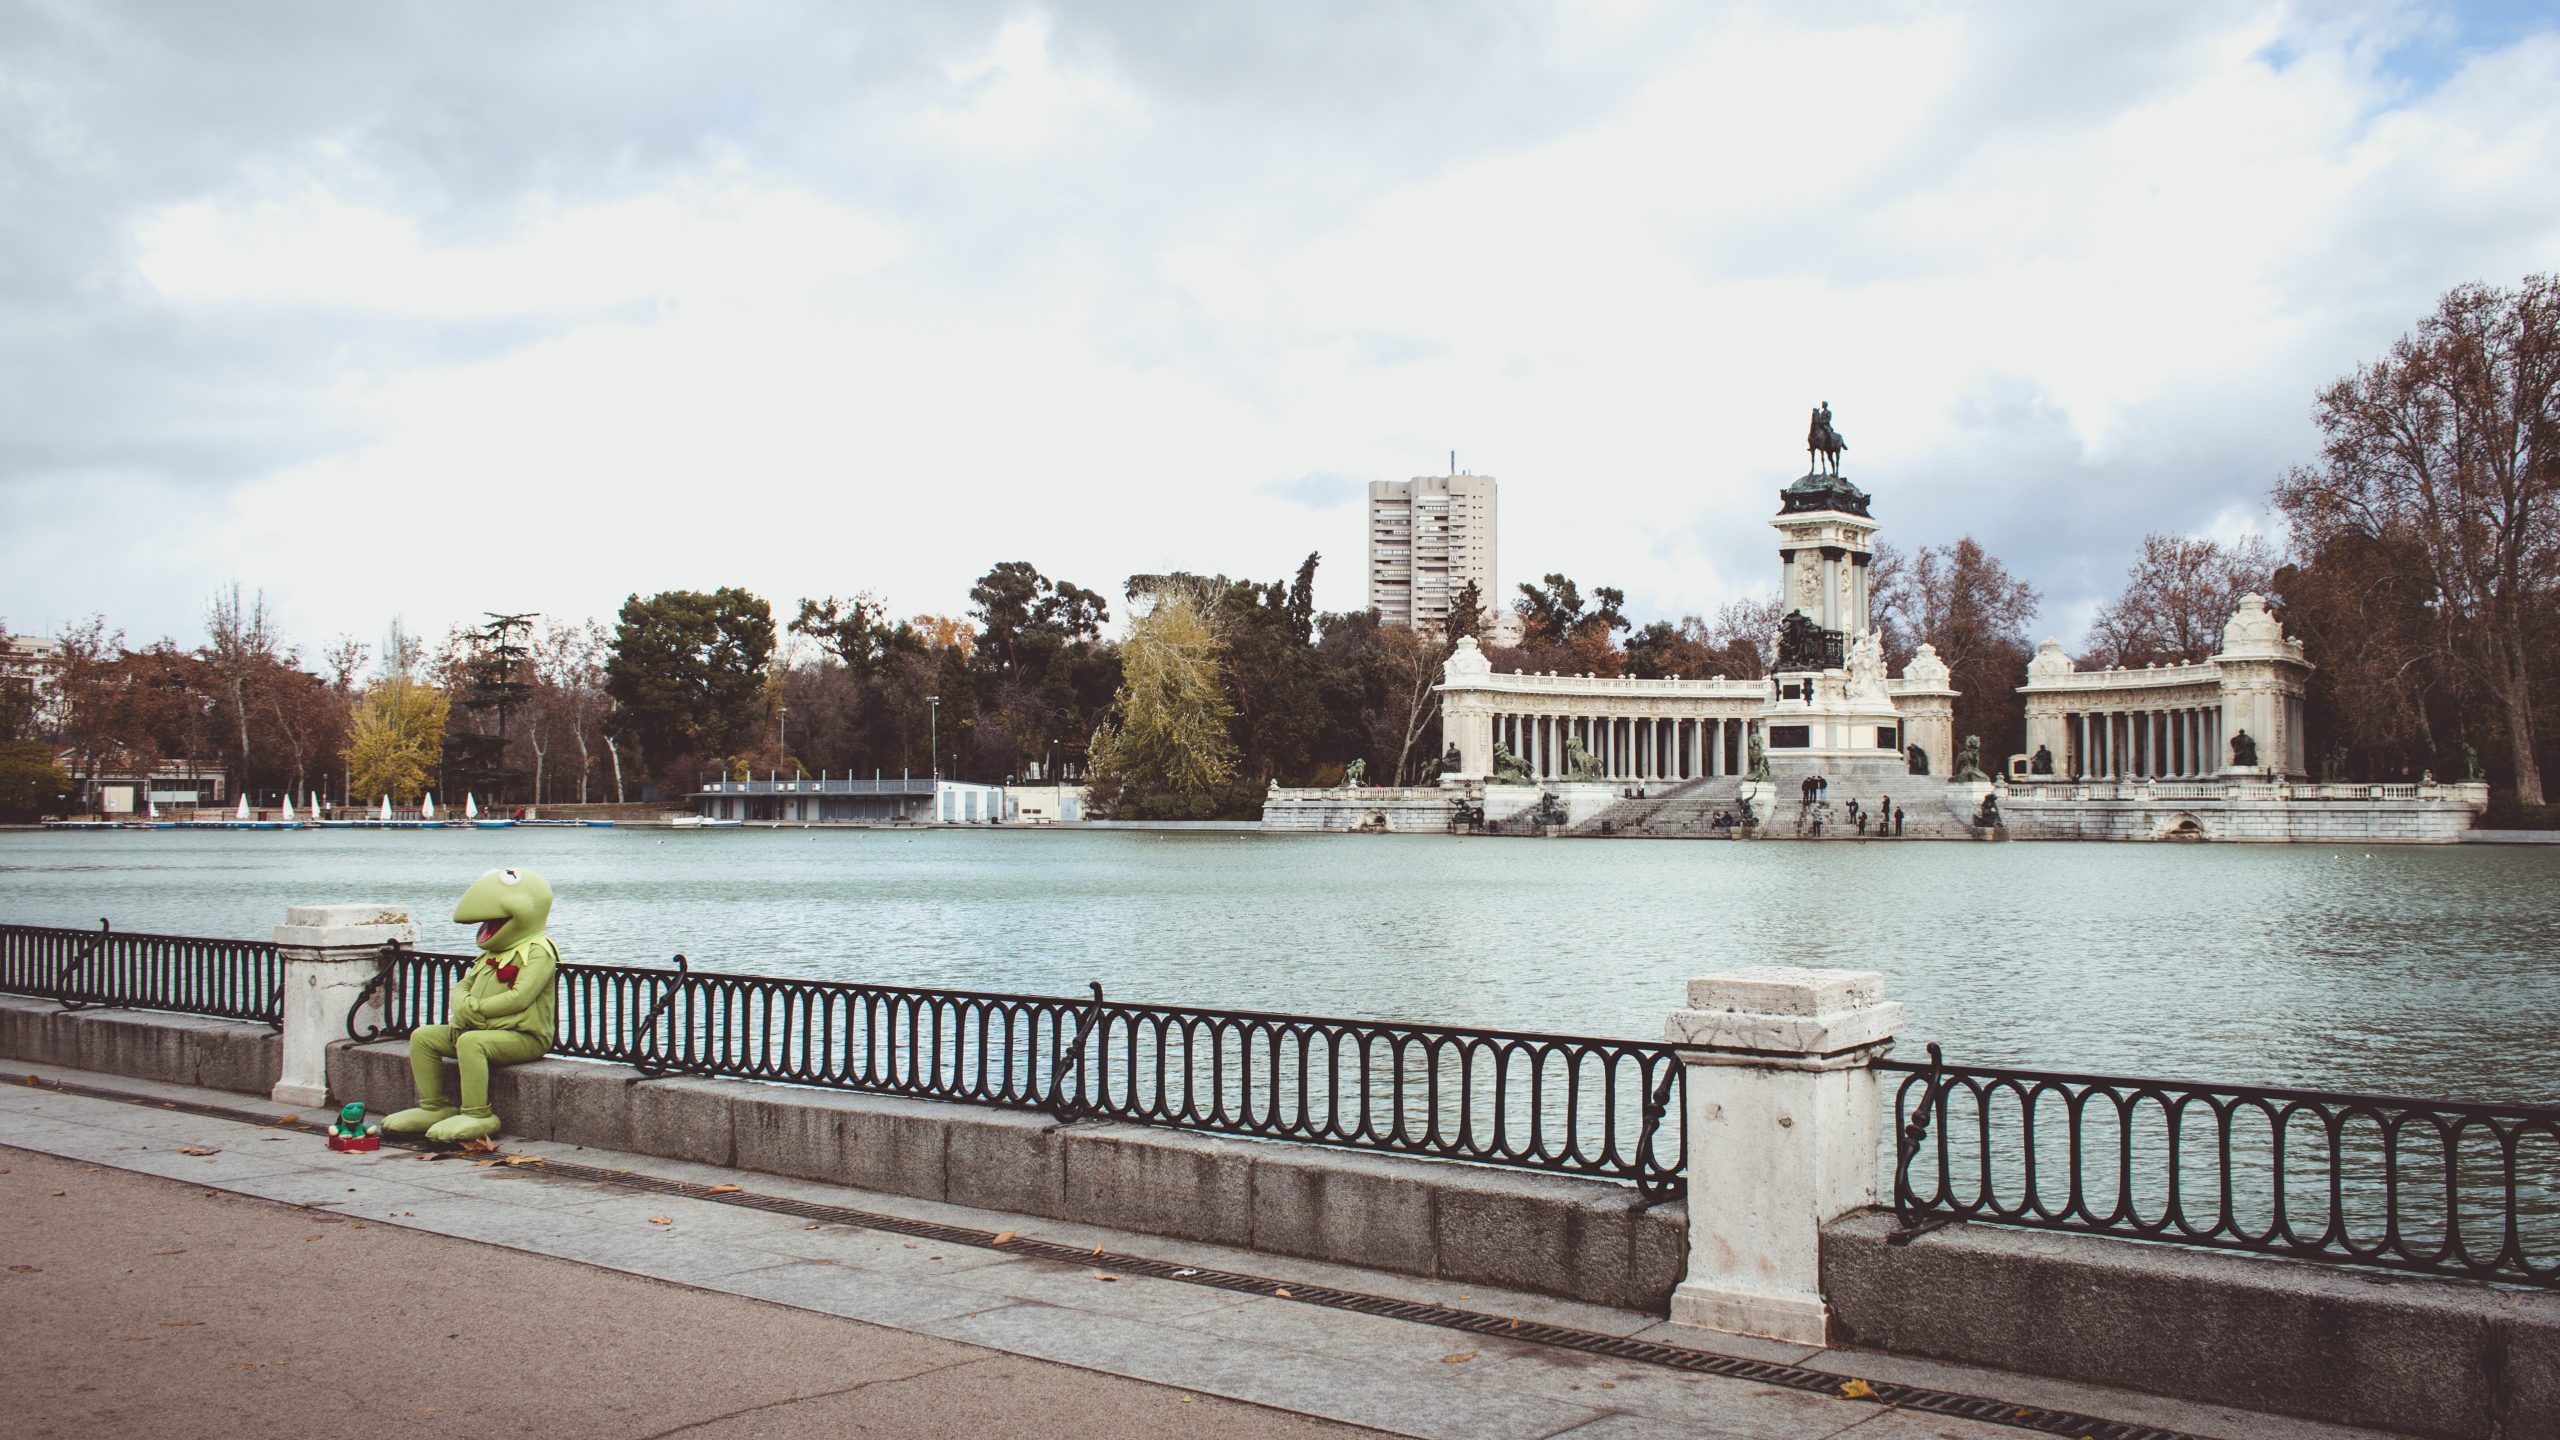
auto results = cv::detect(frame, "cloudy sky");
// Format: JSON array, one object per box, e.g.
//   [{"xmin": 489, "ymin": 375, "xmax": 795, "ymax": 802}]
[{"xmin": 3, "ymin": 0, "xmax": 2555, "ymax": 658}]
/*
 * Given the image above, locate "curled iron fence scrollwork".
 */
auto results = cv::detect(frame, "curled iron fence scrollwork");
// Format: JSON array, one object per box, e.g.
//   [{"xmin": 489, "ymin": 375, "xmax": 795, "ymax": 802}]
[
  {"xmin": 1, "ymin": 921, "xmax": 282, "ymax": 1026},
  {"xmin": 1878, "ymin": 1053, "xmax": 2560, "ymax": 1287},
  {"xmin": 338, "ymin": 947, "xmax": 1687, "ymax": 1193}
]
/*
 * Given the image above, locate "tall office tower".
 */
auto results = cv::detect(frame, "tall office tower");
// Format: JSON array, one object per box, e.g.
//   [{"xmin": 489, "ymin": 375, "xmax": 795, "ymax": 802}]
[{"xmin": 1367, "ymin": 467, "xmax": 1498, "ymax": 634}]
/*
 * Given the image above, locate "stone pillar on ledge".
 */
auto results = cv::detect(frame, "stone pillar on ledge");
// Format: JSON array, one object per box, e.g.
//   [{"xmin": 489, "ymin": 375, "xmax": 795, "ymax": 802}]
[
  {"xmin": 272, "ymin": 904, "xmax": 416, "ymax": 1108},
  {"xmin": 1665, "ymin": 966, "xmax": 1900, "ymax": 1347}
]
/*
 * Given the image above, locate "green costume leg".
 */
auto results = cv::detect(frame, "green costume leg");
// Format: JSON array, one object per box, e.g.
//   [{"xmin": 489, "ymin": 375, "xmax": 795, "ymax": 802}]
[
  {"xmin": 382, "ymin": 1025, "xmax": 463, "ymax": 1133},
  {"xmin": 423, "ymin": 1028, "xmax": 549, "ymax": 1143}
]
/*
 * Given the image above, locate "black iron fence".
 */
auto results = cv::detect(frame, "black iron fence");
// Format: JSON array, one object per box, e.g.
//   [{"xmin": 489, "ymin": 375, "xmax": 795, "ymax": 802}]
[
  {"xmin": 18, "ymin": 913, "xmax": 2554, "ymax": 1282},
  {"xmin": 1882, "ymin": 1046, "xmax": 2560, "ymax": 1287},
  {"xmin": 0, "ymin": 921, "xmax": 283, "ymax": 1026},
  {"xmin": 342, "ymin": 944, "xmax": 1688, "ymax": 1196}
]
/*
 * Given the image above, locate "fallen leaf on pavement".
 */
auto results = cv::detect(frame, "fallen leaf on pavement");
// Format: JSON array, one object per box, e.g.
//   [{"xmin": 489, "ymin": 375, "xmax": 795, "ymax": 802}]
[
  {"xmin": 647, "ymin": 1216, "xmax": 672, "ymax": 1226},
  {"xmin": 501, "ymin": 1155, "xmax": 543, "ymax": 1167},
  {"xmin": 274, "ymin": 1114, "xmax": 299, "ymax": 1125},
  {"xmin": 177, "ymin": 1146, "xmax": 220, "ymax": 1156},
  {"xmin": 703, "ymin": 1183, "xmax": 741, "ymax": 1194},
  {"xmin": 1090, "ymin": 1244, "xmax": 1104, "ymax": 1257},
  {"xmin": 1090, "ymin": 1271, "xmax": 1118, "ymax": 1282},
  {"xmin": 1441, "ymin": 1352, "xmax": 1476, "ymax": 1365},
  {"xmin": 992, "ymin": 1230, "xmax": 1016, "ymax": 1245},
  {"xmin": 456, "ymin": 1138, "xmax": 499, "ymax": 1154},
  {"xmin": 1273, "ymin": 1288, "xmax": 1293, "ymax": 1298},
  {"xmin": 803, "ymin": 1222, "xmax": 821, "ymax": 1230},
  {"xmin": 48, "ymin": 1190, "xmax": 64, "ymax": 1197},
  {"xmin": 1838, "ymin": 1378, "xmax": 1879, "ymax": 1400},
  {"xmin": 8, "ymin": 1265, "xmax": 39, "ymax": 1273},
  {"xmin": 119, "ymin": 1334, "xmax": 155, "ymax": 1342}
]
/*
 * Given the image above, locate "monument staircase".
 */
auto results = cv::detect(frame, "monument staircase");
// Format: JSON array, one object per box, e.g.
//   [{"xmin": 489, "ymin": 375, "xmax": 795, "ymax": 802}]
[
  {"xmin": 1567, "ymin": 776, "xmax": 1988, "ymax": 840},
  {"xmin": 1569, "ymin": 777, "xmax": 1744, "ymax": 838},
  {"xmin": 1763, "ymin": 791, "xmax": 1982, "ymax": 841}
]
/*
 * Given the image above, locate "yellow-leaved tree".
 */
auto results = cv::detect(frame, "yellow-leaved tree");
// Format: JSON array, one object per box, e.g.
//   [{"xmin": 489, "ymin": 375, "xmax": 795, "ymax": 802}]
[
  {"xmin": 347, "ymin": 620, "xmax": 449, "ymax": 805},
  {"xmin": 1086, "ymin": 590, "xmax": 1236, "ymax": 819}
]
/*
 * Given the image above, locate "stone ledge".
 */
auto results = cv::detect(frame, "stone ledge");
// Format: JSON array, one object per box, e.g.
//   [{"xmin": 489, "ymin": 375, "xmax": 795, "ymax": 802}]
[
  {"xmin": 10, "ymin": 1000, "xmax": 1688, "ymax": 1311},
  {"xmin": 1821, "ymin": 1208, "xmax": 2560, "ymax": 1440},
  {"xmin": 0, "ymin": 993, "xmax": 280, "ymax": 1095},
  {"xmin": 325, "ymin": 1036, "xmax": 1683, "ymax": 1310}
]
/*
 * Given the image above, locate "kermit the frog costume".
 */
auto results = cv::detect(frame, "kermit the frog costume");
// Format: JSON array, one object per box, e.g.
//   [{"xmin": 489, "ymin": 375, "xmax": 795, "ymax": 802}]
[{"xmin": 382, "ymin": 866, "xmax": 560, "ymax": 1143}]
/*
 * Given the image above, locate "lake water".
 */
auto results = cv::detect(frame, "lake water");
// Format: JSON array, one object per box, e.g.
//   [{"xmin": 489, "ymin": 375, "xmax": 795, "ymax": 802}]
[{"xmin": 4, "ymin": 827, "xmax": 2557, "ymax": 1104}]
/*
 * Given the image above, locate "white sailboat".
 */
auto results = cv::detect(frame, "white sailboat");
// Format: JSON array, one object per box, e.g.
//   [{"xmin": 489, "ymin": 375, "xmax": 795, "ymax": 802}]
[
  {"xmin": 282, "ymin": 795, "xmax": 295, "ymax": 822},
  {"xmin": 380, "ymin": 795, "xmax": 393, "ymax": 822},
  {"xmin": 466, "ymin": 793, "xmax": 479, "ymax": 819},
  {"xmin": 422, "ymin": 793, "xmax": 437, "ymax": 820},
  {"xmin": 236, "ymin": 795, "xmax": 250, "ymax": 821}
]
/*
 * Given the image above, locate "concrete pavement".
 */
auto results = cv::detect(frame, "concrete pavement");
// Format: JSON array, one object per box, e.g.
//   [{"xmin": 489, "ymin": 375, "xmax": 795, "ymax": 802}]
[
  {"xmin": 0, "ymin": 1146, "xmax": 1384, "ymax": 1440},
  {"xmin": 0, "ymin": 1062, "xmax": 2409, "ymax": 1440}
]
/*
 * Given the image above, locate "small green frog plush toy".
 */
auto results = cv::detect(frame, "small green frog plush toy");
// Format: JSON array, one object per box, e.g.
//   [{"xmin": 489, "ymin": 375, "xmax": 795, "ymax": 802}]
[
  {"xmin": 326, "ymin": 1100, "xmax": 379, "ymax": 1152},
  {"xmin": 382, "ymin": 866, "xmax": 560, "ymax": 1144}
]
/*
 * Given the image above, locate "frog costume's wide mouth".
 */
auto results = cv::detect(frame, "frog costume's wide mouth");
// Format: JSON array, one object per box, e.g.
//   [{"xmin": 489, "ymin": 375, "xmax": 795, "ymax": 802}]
[{"xmin": 451, "ymin": 866, "xmax": 553, "ymax": 953}]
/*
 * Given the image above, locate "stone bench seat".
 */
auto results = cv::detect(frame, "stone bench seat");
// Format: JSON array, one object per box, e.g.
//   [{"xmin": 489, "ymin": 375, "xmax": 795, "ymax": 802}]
[{"xmin": 326, "ymin": 1039, "xmax": 1685, "ymax": 1311}]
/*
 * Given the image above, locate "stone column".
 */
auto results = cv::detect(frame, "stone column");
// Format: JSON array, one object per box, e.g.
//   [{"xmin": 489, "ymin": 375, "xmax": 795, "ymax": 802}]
[
  {"xmin": 1667, "ymin": 967, "xmax": 1901, "ymax": 1346},
  {"xmin": 272, "ymin": 903, "xmax": 417, "ymax": 1108}
]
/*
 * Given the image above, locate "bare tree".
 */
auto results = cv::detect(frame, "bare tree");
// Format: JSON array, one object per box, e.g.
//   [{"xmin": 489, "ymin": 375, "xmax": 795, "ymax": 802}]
[
  {"xmin": 1873, "ymin": 537, "xmax": 2041, "ymax": 758},
  {"xmin": 1706, "ymin": 595, "xmax": 1783, "ymax": 678},
  {"xmin": 1375, "ymin": 624, "xmax": 1449, "ymax": 784},
  {"xmin": 203, "ymin": 583, "xmax": 278, "ymax": 789},
  {"xmin": 2274, "ymin": 275, "xmax": 2559, "ymax": 803},
  {"xmin": 2082, "ymin": 533, "xmax": 2281, "ymax": 667}
]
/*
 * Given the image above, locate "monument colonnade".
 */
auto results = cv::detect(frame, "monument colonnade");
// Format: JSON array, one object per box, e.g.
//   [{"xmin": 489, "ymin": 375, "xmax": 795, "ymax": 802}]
[
  {"xmin": 2016, "ymin": 598, "xmax": 2315, "ymax": 781},
  {"xmin": 2047, "ymin": 688, "xmax": 2227, "ymax": 781},
  {"xmin": 1440, "ymin": 658, "xmax": 1770, "ymax": 783},
  {"xmin": 1483, "ymin": 702, "xmax": 1758, "ymax": 782}
]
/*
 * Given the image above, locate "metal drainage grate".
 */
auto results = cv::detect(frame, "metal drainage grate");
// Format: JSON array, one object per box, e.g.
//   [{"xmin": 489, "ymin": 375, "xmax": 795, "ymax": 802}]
[{"xmin": 23, "ymin": 1072, "xmax": 2212, "ymax": 1440}]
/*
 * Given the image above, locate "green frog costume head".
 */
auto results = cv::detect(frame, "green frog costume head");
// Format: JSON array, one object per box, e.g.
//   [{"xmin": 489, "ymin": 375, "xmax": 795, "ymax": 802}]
[
  {"xmin": 380, "ymin": 866, "xmax": 563, "ymax": 1145},
  {"xmin": 455, "ymin": 865, "xmax": 553, "ymax": 952}
]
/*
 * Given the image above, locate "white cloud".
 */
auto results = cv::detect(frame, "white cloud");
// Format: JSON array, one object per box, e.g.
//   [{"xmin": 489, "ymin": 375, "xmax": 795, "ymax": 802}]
[
  {"xmin": 924, "ymin": 15, "xmax": 1135, "ymax": 155},
  {"xmin": 8, "ymin": 4, "xmax": 2560, "ymax": 655},
  {"xmin": 135, "ymin": 183, "xmax": 906, "ymax": 316}
]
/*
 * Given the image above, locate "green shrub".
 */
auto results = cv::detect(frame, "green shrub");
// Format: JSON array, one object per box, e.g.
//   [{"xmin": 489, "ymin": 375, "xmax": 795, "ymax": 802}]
[
  {"xmin": 2480, "ymin": 791, "xmax": 2560, "ymax": 830},
  {"xmin": 0, "ymin": 740, "xmax": 73, "ymax": 822}
]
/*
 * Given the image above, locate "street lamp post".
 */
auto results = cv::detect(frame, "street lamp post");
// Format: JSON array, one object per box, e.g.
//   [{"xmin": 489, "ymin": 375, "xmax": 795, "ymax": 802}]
[
  {"xmin": 778, "ymin": 704, "xmax": 789, "ymax": 773},
  {"xmin": 929, "ymin": 695, "xmax": 941, "ymax": 781}
]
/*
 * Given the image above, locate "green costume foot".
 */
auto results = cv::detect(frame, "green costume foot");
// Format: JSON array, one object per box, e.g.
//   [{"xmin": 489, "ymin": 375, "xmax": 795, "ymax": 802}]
[
  {"xmin": 381, "ymin": 1104, "xmax": 456, "ymax": 1134},
  {"xmin": 425, "ymin": 1109, "xmax": 501, "ymax": 1144}
]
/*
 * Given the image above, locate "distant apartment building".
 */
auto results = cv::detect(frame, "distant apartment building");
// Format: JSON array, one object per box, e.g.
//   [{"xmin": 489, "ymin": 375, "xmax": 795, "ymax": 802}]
[{"xmin": 1368, "ymin": 470, "xmax": 1509, "ymax": 639}]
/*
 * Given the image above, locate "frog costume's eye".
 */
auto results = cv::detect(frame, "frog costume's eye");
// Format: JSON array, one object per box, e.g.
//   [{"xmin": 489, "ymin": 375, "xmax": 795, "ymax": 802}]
[{"xmin": 500, "ymin": 868, "xmax": 521, "ymax": 885}]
